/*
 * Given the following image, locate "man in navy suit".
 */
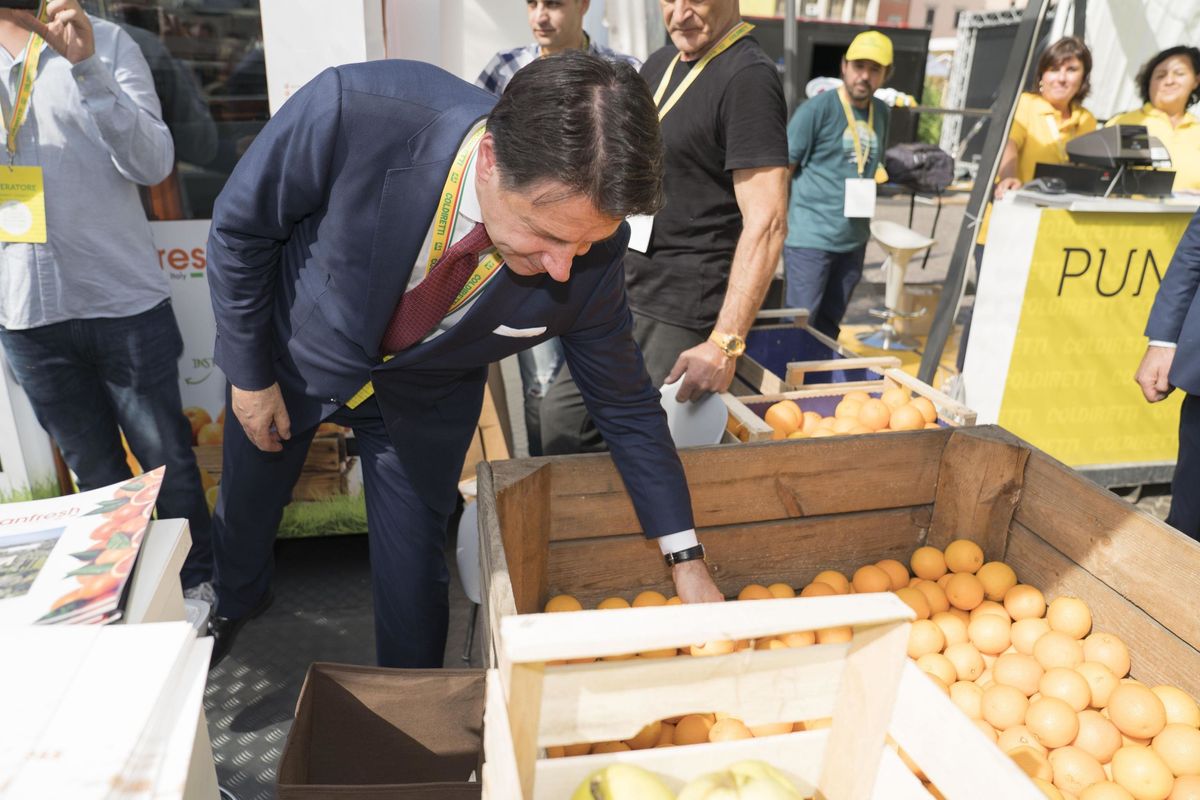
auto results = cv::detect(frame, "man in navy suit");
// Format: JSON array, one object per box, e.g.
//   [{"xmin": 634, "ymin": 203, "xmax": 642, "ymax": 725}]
[
  {"xmin": 205, "ymin": 52, "xmax": 723, "ymax": 668},
  {"xmin": 1137, "ymin": 208, "xmax": 1200, "ymax": 542}
]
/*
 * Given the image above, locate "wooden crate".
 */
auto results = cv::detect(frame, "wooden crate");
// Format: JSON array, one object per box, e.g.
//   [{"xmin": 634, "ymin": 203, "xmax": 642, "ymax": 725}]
[
  {"xmin": 477, "ymin": 425, "xmax": 1200, "ymax": 702},
  {"xmin": 193, "ymin": 432, "xmax": 347, "ymax": 482},
  {"xmin": 480, "ymin": 593, "xmax": 1041, "ymax": 799},
  {"xmin": 722, "ymin": 365, "xmax": 977, "ymax": 442}
]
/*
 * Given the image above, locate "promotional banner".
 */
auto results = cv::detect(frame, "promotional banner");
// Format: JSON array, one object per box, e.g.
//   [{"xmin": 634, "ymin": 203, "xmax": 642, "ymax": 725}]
[{"xmin": 996, "ymin": 210, "xmax": 1190, "ymax": 467}]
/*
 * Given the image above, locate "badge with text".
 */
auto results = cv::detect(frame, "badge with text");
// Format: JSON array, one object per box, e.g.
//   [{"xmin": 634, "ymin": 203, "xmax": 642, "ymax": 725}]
[
  {"xmin": 627, "ymin": 214, "xmax": 654, "ymax": 253},
  {"xmin": 0, "ymin": 166, "xmax": 46, "ymax": 243},
  {"xmin": 844, "ymin": 178, "xmax": 877, "ymax": 219}
]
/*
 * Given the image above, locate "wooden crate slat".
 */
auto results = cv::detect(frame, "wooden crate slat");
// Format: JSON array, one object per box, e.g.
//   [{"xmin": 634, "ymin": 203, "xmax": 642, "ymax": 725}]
[
  {"xmin": 536, "ymin": 646, "xmax": 845, "ymax": 746},
  {"xmin": 291, "ymin": 470, "xmax": 348, "ymax": 501},
  {"xmin": 1013, "ymin": 451, "xmax": 1200, "ymax": 652},
  {"xmin": 478, "ymin": 463, "xmax": 516, "ymax": 660},
  {"xmin": 495, "ymin": 464, "xmax": 552, "ymax": 615},
  {"xmin": 889, "ymin": 662, "xmax": 1042, "ymax": 799},
  {"xmin": 1005, "ymin": 521, "xmax": 1200, "ymax": 698},
  {"xmin": 192, "ymin": 432, "xmax": 346, "ymax": 482},
  {"xmin": 544, "ymin": 507, "xmax": 931, "ymax": 606},
  {"xmin": 784, "ymin": 356, "xmax": 900, "ymax": 391},
  {"xmin": 928, "ymin": 428, "xmax": 1029, "ymax": 560},
  {"xmin": 543, "ymin": 434, "xmax": 949, "ymax": 540}
]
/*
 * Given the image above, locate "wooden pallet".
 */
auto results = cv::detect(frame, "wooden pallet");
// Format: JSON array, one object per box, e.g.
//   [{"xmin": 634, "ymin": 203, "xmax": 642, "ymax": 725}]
[
  {"xmin": 723, "ymin": 365, "xmax": 977, "ymax": 442},
  {"xmin": 193, "ymin": 433, "xmax": 347, "ymax": 482},
  {"xmin": 480, "ymin": 593, "xmax": 1041, "ymax": 799}
]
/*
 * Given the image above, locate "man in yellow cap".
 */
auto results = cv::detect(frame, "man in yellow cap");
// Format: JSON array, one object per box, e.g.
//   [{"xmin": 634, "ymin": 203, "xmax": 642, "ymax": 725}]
[{"xmin": 784, "ymin": 30, "xmax": 893, "ymax": 339}]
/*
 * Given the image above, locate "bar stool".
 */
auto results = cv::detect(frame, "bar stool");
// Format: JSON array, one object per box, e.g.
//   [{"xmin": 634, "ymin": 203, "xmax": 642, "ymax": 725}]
[{"xmin": 858, "ymin": 219, "xmax": 936, "ymax": 351}]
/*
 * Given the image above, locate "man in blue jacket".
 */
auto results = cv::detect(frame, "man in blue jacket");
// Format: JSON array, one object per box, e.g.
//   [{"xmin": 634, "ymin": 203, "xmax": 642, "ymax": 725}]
[
  {"xmin": 205, "ymin": 52, "xmax": 722, "ymax": 668},
  {"xmin": 1137, "ymin": 209, "xmax": 1200, "ymax": 542}
]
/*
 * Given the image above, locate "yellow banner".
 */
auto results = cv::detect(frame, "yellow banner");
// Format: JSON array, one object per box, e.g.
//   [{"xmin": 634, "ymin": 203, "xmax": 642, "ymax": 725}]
[{"xmin": 997, "ymin": 210, "xmax": 1190, "ymax": 466}]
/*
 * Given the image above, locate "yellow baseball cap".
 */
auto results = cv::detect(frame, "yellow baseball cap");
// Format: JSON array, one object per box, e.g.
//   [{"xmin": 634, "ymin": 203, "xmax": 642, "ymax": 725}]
[{"xmin": 845, "ymin": 31, "xmax": 893, "ymax": 68}]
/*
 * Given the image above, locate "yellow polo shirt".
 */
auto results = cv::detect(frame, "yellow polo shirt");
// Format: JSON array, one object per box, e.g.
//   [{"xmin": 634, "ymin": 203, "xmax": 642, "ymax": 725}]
[
  {"xmin": 1108, "ymin": 103, "xmax": 1200, "ymax": 192},
  {"xmin": 979, "ymin": 92, "xmax": 1097, "ymax": 243}
]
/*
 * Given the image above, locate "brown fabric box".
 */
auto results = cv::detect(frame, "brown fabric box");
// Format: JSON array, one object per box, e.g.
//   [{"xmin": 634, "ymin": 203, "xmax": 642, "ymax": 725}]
[{"xmin": 277, "ymin": 663, "xmax": 485, "ymax": 799}]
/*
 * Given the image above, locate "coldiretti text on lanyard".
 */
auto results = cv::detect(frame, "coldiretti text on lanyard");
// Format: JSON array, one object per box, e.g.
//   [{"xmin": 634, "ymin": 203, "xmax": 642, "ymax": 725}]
[
  {"xmin": 344, "ymin": 123, "xmax": 501, "ymax": 410},
  {"xmin": 425, "ymin": 124, "xmax": 503, "ymax": 313},
  {"xmin": 838, "ymin": 86, "xmax": 877, "ymax": 219},
  {"xmin": 626, "ymin": 20, "xmax": 754, "ymax": 254},
  {"xmin": 0, "ymin": 0, "xmax": 49, "ymax": 244}
]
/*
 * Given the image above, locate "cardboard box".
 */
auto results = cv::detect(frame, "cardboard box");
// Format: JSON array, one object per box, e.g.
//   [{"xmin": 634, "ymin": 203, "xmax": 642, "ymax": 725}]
[{"xmin": 277, "ymin": 663, "xmax": 485, "ymax": 799}]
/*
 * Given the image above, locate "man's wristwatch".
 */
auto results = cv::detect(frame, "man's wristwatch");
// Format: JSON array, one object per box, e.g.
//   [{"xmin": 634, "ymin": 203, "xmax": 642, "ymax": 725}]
[
  {"xmin": 708, "ymin": 330, "xmax": 746, "ymax": 359},
  {"xmin": 664, "ymin": 543, "xmax": 706, "ymax": 568}
]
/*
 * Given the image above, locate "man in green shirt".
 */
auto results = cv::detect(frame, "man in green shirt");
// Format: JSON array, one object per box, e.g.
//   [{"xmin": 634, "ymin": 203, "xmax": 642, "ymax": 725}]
[{"xmin": 785, "ymin": 31, "xmax": 892, "ymax": 339}]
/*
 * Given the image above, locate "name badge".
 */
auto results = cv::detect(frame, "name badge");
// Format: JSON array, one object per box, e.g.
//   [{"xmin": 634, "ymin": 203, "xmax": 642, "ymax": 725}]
[
  {"xmin": 627, "ymin": 214, "xmax": 653, "ymax": 253},
  {"xmin": 844, "ymin": 178, "xmax": 876, "ymax": 219},
  {"xmin": 0, "ymin": 166, "xmax": 47, "ymax": 243}
]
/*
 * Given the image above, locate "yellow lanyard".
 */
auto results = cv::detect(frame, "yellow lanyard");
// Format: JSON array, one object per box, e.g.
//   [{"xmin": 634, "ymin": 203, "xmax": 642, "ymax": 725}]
[
  {"xmin": 5, "ymin": 2, "xmax": 48, "ymax": 162},
  {"xmin": 652, "ymin": 20, "xmax": 754, "ymax": 121},
  {"xmin": 424, "ymin": 123, "xmax": 505, "ymax": 313},
  {"xmin": 837, "ymin": 86, "xmax": 874, "ymax": 178},
  {"xmin": 346, "ymin": 125, "xmax": 504, "ymax": 409}
]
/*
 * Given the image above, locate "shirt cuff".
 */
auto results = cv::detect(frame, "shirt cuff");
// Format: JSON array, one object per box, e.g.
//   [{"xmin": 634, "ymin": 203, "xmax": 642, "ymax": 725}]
[
  {"xmin": 1149, "ymin": 340, "xmax": 1178, "ymax": 349},
  {"xmin": 657, "ymin": 529, "xmax": 699, "ymax": 555},
  {"xmin": 70, "ymin": 54, "xmax": 117, "ymax": 100}
]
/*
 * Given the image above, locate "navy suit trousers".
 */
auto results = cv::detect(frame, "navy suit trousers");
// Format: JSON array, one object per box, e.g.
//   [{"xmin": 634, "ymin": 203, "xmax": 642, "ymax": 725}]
[
  {"xmin": 212, "ymin": 388, "xmax": 450, "ymax": 668},
  {"xmin": 1169, "ymin": 392, "xmax": 1200, "ymax": 543}
]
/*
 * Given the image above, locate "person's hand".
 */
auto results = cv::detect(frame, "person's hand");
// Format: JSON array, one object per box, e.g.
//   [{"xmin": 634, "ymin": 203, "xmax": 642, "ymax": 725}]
[
  {"xmin": 231, "ymin": 383, "xmax": 292, "ymax": 452},
  {"xmin": 672, "ymin": 560, "xmax": 724, "ymax": 604},
  {"xmin": 664, "ymin": 341, "xmax": 736, "ymax": 403},
  {"xmin": 0, "ymin": 0, "xmax": 94, "ymax": 64},
  {"xmin": 1135, "ymin": 345, "xmax": 1175, "ymax": 403},
  {"xmin": 994, "ymin": 177, "xmax": 1022, "ymax": 200}
]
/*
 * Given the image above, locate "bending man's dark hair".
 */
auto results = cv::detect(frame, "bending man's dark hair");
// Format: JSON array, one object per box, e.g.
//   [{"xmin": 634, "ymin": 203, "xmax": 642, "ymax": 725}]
[
  {"xmin": 1136, "ymin": 46, "xmax": 1200, "ymax": 109},
  {"xmin": 486, "ymin": 50, "xmax": 665, "ymax": 219}
]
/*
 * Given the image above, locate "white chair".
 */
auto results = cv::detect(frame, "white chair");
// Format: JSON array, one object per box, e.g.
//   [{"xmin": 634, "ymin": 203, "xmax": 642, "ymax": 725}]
[
  {"xmin": 858, "ymin": 220, "xmax": 936, "ymax": 351},
  {"xmin": 455, "ymin": 500, "xmax": 481, "ymax": 664}
]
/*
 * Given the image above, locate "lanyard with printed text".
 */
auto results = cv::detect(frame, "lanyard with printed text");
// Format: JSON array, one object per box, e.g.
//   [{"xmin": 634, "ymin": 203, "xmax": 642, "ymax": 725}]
[
  {"xmin": 652, "ymin": 20, "xmax": 754, "ymax": 121},
  {"xmin": 424, "ymin": 123, "xmax": 504, "ymax": 314},
  {"xmin": 5, "ymin": 1, "xmax": 48, "ymax": 163},
  {"xmin": 837, "ymin": 86, "xmax": 874, "ymax": 178},
  {"xmin": 345, "ymin": 125, "xmax": 503, "ymax": 409}
]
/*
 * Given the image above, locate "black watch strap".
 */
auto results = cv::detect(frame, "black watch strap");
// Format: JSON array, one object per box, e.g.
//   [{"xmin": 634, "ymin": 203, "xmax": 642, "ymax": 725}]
[{"xmin": 664, "ymin": 543, "xmax": 706, "ymax": 568}]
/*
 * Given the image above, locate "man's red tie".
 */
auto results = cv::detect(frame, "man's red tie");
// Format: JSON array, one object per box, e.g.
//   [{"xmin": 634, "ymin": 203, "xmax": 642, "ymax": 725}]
[{"xmin": 381, "ymin": 223, "xmax": 493, "ymax": 353}]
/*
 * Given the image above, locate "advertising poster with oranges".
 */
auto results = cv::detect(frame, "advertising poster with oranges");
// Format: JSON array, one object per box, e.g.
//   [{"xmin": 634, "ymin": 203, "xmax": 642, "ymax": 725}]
[
  {"xmin": 0, "ymin": 467, "xmax": 162, "ymax": 626},
  {"xmin": 994, "ymin": 210, "xmax": 1190, "ymax": 468}
]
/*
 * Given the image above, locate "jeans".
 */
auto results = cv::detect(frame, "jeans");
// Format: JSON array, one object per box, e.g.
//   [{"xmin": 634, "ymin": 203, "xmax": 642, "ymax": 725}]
[
  {"xmin": 0, "ymin": 300, "xmax": 213, "ymax": 588},
  {"xmin": 516, "ymin": 337, "xmax": 564, "ymax": 456},
  {"xmin": 783, "ymin": 244, "xmax": 868, "ymax": 340}
]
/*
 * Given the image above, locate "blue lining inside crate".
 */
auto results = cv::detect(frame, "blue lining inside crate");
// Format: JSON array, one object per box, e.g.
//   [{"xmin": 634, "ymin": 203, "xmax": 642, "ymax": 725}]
[{"xmin": 745, "ymin": 326, "xmax": 874, "ymax": 385}]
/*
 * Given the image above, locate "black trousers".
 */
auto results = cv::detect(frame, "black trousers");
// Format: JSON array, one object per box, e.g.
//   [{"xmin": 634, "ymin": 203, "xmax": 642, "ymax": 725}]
[
  {"xmin": 540, "ymin": 310, "xmax": 705, "ymax": 455},
  {"xmin": 1169, "ymin": 391, "xmax": 1200, "ymax": 543}
]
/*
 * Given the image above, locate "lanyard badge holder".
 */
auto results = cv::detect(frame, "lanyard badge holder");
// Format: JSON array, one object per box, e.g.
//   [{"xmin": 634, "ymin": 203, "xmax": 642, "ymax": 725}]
[
  {"xmin": 839, "ymin": 87, "xmax": 877, "ymax": 220},
  {"xmin": 626, "ymin": 21, "xmax": 756, "ymax": 254},
  {"xmin": 0, "ymin": 0, "xmax": 49, "ymax": 244}
]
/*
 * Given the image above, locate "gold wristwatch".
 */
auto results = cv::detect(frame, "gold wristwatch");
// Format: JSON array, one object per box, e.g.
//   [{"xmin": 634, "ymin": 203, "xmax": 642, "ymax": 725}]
[{"xmin": 708, "ymin": 330, "xmax": 746, "ymax": 358}]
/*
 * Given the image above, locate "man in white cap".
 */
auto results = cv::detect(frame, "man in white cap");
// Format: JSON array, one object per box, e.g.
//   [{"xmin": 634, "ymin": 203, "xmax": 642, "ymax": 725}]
[{"xmin": 784, "ymin": 30, "xmax": 894, "ymax": 340}]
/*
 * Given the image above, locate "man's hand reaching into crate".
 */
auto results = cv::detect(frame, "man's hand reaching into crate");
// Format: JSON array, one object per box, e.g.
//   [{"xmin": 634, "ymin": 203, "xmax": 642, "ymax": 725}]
[{"xmin": 673, "ymin": 561, "xmax": 725, "ymax": 604}]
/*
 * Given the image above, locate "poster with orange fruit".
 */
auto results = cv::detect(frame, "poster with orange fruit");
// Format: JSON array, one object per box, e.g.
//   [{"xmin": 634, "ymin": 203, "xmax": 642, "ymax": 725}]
[{"xmin": 0, "ymin": 466, "xmax": 162, "ymax": 626}]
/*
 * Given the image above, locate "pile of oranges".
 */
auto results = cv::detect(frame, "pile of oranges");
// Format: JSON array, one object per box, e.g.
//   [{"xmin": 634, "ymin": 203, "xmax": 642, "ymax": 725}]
[
  {"xmin": 762, "ymin": 387, "xmax": 940, "ymax": 439},
  {"xmin": 539, "ymin": 541, "xmax": 1200, "ymax": 800}
]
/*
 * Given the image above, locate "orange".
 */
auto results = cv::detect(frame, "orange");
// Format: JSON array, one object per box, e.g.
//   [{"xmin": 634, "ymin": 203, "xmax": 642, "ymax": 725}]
[
  {"xmin": 881, "ymin": 386, "xmax": 911, "ymax": 409},
  {"xmin": 911, "ymin": 396, "xmax": 938, "ymax": 423},
  {"xmin": 911, "ymin": 546, "xmax": 948, "ymax": 580},
  {"xmin": 737, "ymin": 584, "xmax": 774, "ymax": 601},
  {"xmin": 764, "ymin": 401, "xmax": 802, "ymax": 435},
  {"xmin": 858, "ymin": 399, "xmax": 891, "ymax": 431},
  {"xmin": 544, "ymin": 594, "xmax": 582, "ymax": 613},
  {"xmin": 944, "ymin": 539, "xmax": 985, "ymax": 574},
  {"xmin": 889, "ymin": 404, "xmax": 925, "ymax": 431},
  {"xmin": 182, "ymin": 407, "xmax": 212, "ymax": 441}
]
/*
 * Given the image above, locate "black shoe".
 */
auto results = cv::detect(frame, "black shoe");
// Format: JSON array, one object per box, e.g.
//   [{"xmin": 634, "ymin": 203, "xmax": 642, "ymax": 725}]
[{"xmin": 207, "ymin": 590, "xmax": 274, "ymax": 668}]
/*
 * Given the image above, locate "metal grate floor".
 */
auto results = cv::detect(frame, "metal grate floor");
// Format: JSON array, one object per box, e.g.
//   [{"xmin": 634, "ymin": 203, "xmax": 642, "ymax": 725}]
[{"xmin": 203, "ymin": 521, "xmax": 483, "ymax": 800}]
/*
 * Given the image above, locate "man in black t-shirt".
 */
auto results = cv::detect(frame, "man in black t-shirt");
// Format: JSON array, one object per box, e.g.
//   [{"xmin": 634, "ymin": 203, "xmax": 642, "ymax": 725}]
[{"xmin": 542, "ymin": 0, "xmax": 788, "ymax": 457}]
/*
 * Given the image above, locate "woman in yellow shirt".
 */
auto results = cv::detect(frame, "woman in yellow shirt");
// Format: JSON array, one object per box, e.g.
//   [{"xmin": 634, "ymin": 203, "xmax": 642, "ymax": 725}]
[
  {"xmin": 1109, "ymin": 46, "xmax": 1200, "ymax": 192},
  {"xmin": 994, "ymin": 37, "xmax": 1098, "ymax": 200}
]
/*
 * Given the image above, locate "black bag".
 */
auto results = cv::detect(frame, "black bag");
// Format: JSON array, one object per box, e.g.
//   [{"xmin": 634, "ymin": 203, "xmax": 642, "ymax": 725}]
[{"xmin": 884, "ymin": 143, "xmax": 954, "ymax": 195}]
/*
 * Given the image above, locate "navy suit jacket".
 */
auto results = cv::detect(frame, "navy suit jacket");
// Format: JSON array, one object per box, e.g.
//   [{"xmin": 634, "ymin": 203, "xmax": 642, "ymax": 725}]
[
  {"xmin": 1147, "ymin": 209, "xmax": 1200, "ymax": 396},
  {"xmin": 207, "ymin": 60, "xmax": 694, "ymax": 531}
]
